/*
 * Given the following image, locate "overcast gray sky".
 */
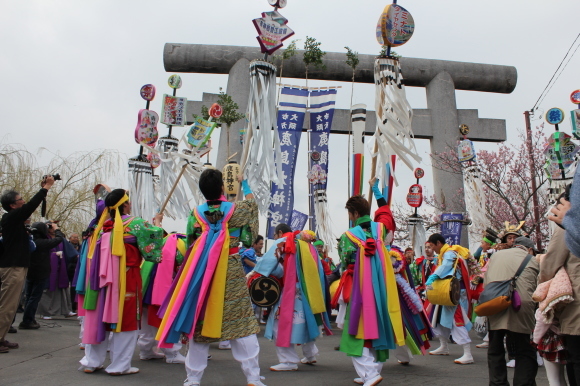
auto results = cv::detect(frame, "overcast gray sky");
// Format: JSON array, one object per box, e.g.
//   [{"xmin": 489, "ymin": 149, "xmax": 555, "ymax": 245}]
[{"xmin": 1, "ymin": 0, "xmax": 579, "ymax": 251}]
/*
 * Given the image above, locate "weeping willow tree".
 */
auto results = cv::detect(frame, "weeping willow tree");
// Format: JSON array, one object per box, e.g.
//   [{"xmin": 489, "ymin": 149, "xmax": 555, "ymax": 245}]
[{"xmin": 0, "ymin": 143, "xmax": 123, "ymax": 235}]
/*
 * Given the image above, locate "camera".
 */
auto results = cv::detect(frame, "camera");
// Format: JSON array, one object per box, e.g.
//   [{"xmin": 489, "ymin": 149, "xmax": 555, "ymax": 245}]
[
  {"xmin": 25, "ymin": 224, "xmax": 37, "ymax": 234},
  {"xmin": 43, "ymin": 173, "xmax": 61, "ymax": 181}
]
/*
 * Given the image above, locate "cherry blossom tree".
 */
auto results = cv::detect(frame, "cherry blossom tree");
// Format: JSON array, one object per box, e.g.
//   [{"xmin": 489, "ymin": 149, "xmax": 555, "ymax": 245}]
[{"xmin": 429, "ymin": 126, "xmax": 550, "ymax": 247}]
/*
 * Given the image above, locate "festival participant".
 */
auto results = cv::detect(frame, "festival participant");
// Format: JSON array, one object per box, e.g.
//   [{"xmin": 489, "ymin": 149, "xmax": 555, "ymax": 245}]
[
  {"xmin": 426, "ymin": 233, "xmax": 481, "ymax": 365},
  {"xmin": 410, "ymin": 241, "xmax": 438, "ymax": 301},
  {"xmin": 313, "ymin": 239, "xmax": 335, "ymax": 277},
  {"xmin": 471, "ymin": 229, "xmax": 499, "ymax": 349},
  {"xmin": 138, "ymin": 233, "xmax": 187, "ymax": 364},
  {"xmin": 78, "ymin": 189, "xmax": 164, "ymax": 375},
  {"xmin": 404, "ymin": 248, "xmax": 415, "ymax": 266},
  {"xmin": 241, "ymin": 235, "xmax": 264, "ymax": 275},
  {"xmin": 157, "ymin": 170, "xmax": 265, "ymax": 386},
  {"xmin": 499, "ymin": 222, "xmax": 525, "ymax": 248},
  {"xmin": 337, "ymin": 195, "xmax": 405, "ymax": 386},
  {"xmin": 37, "ymin": 221, "xmax": 78, "ymax": 319},
  {"xmin": 250, "ymin": 224, "xmax": 331, "ymax": 372}
]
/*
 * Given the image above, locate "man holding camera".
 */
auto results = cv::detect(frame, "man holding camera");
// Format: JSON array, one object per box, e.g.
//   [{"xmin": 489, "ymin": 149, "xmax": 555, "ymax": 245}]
[{"xmin": 0, "ymin": 176, "xmax": 55, "ymax": 353}]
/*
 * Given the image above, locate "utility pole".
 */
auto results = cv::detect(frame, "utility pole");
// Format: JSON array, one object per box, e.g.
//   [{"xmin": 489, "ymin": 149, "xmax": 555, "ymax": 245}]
[{"xmin": 524, "ymin": 110, "xmax": 542, "ymax": 252}]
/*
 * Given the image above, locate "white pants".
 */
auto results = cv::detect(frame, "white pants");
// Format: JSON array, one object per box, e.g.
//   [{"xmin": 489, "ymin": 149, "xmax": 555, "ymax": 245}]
[
  {"xmin": 137, "ymin": 308, "xmax": 182, "ymax": 359},
  {"xmin": 394, "ymin": 345, "xmax": 414, "ymax": 364},
  {"xmin": 352, "ymin": 347, "xmax": 384, "ymax": 383},
  {"xmin": 80, "ymin": 330, "xmax": 138, "ymax": 373},
  {"xmin": 432, "ymin": 324, "xmax": 471, "ymax": 345},
  {"xmin": 272, "ymin": 319, "xmax": 319, "ymax": 363},
  {"xmin": 185, "ymin": 334, "xmax": 261, "ymax": 383}
]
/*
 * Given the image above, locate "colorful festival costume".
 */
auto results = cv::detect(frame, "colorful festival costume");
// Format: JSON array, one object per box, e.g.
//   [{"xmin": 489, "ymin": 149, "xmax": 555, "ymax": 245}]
[
  {"xmin": 410, "ymin": 254, "xmax": 438, "ymax": 302},
  {"xmin": 426, "ymin": 244, "xmax": 481, "ymax": 364},
  {"xmin": 336, "ymin": 216, "xmax": 404, "ymax": 384},
  {"xmin": 254, "ymin": 231, "xmax": 332, "ymax": 368},
  {"xmin": 156, "ymin": 197, "xmax": 263, "ymax": 385},
  {"xmin": 78, "ymin": 195, "xmax": 164, "ymax": 374},
  {"xmin": 138, "ymin": 233, "xmax": 187, "ymax": 362}
]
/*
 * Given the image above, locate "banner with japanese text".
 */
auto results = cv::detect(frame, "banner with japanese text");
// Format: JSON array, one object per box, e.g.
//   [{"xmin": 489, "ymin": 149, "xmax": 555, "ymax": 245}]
[
  {"xmin": 440, "ymin": 213, "xmax": 464, "ymax": 246},
  {"xmin": 290, "ymin": 209, "xmax": 308, "ymax": 231},
  {"xmin": 308, "ymin": 89, "xmax": 337, "ymax": 231},
  {"xmin": 267, "ymin": 87, "xmax": 309, "ymax": 239}
]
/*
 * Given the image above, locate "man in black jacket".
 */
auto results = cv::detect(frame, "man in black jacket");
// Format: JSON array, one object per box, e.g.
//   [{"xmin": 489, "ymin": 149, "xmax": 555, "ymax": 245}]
[
  {"xmin": 20, "ymin": 222, "xmax": 64, "ymax": 329},
  {"xmin": 0, "ymin": 176, "xmax": 55, "ymax": 352}
]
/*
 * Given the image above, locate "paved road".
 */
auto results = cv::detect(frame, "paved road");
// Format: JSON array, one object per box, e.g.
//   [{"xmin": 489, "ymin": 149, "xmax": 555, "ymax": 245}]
[{"xmin": 0, "ymin": 314, "xmax": 548, "ymax": 386}]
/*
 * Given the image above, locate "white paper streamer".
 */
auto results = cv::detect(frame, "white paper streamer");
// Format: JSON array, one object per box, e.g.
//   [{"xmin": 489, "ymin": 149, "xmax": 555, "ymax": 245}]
[
  {"xmin": 463, "ymin": 164, "xmax": 487, "ymax": 239},
  {"xmin": 240, "ymin": 60, "xmax": 281, "ymax": 214},
  {"xmin": 373, "ymin": 58, "xmax": 421, "ymax": 187},
  {"xmin": 128, "ymin": 158, "xmax": 156, "ymax": 222}
]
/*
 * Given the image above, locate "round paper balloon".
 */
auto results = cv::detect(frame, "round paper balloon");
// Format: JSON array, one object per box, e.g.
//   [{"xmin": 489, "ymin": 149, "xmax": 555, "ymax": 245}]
[
  {"xmin": 377, "ymin": 4, "xmax": 415, "ymax": 47},
  {"xmin": 268, "ymin": 0, "xmax": 287, "ymax": 8},
  {"xmin": 168, "ymin": 74, "xmax": 182, "ymax": 89},
  {"xmin": 209, "ymin": 103, "xmax": 223, "ymax": 119},
  {"xmin": 414, "ymin": 168, "xmax": 424, "ymax": 179},
  {"xmin": 140, "ymin": 84, "xmax": 156, "ymax": 101},
  {"xmin": 545, "ymin": 108, "xmax": 565, "ymax": 125},
  {"xmin": 147, "ymin": 153, "xmax": 161, "ymax": 168},
  {"xmin": 571, "ymin": 90, "xmax": 580, "ymax": 105}
]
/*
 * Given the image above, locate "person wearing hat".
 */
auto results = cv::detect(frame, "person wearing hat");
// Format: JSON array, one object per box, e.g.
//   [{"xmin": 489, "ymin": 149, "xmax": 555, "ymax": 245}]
[
  {"xmin": 499, "ymin": 221, "xmax": 525, "ymax": 248},
  {"xmin": 484, "ymin": 236, "xmax": 539, "ymax": 385}
]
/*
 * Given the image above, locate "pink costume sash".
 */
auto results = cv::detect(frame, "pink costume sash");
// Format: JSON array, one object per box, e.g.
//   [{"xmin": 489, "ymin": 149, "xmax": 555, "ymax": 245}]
[
  {"xmin": 152, "ymin": 234, "xmax": 177, "ymax": 306},
  {"xmin": 99, "ymin": 232, "xmax": 120, "ymax": 324}
]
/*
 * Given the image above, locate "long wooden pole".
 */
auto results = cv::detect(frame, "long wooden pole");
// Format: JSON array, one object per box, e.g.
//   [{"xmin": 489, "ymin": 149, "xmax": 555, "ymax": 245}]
[{"xmin": 159, "ymin": 162, "xmax": 188, "ymax": 214}]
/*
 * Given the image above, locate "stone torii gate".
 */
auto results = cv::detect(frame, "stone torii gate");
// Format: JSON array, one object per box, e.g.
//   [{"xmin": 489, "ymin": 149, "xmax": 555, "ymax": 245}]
[{"xmin": 164, "ymin": 43, "xmax": 517, "ymax": 243}]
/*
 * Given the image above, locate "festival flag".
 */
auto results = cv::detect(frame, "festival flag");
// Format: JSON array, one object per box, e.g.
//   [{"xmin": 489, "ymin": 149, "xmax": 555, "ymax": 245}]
[
  {"xmin": 308, "ymin": 88, "xmax": 337, "ymax": 247},
  {"xmin": 290, "ymin": 209, "xmax": 308, "ymax": 231},
  {"xmin": 267, "ymin": 87, "xmax": 309, "ymax": 239}
]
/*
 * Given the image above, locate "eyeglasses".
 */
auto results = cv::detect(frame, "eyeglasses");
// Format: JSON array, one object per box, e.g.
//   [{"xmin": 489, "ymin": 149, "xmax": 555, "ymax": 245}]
[{"xmin": 14, "ymin": 198, "xmax": 24, "ymax": 203}]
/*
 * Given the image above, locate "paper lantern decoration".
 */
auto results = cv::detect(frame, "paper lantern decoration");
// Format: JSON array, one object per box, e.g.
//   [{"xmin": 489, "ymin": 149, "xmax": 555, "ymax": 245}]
[
  {"xmin": 570, "ymin": 89, "xmax": 580, "ymax": 105},
  {"xmin": 168, "ymin": 75, "xmax": 182, "ymax": 89},
  {"xmin": 140, "ymin": 84, "xmax": 156, "ymax": 101},
  {"xmin": 376, "ymin": 4, "xmax": 415, "ymax": 47},
  {"xmin": 406, "ymin": 184, "xmax": 423, "ymax": 208},
  {"xmin": 209, "ymin": 103, "xmax": 223, "ymax": 119},
  {"xmin": 544, "ymin": 132, "xmax": 579, "ymax": 179},
  {"xmin": 223, "ymin": 161, "xmax": 241, "ymax": 195},
  {"xmin": 147, "ymin": 153, "xmax": 161, "ymax": 168},
  {"xmin": 134, "ymin": 109, "xmax": 159, "ymax": 146},
  {"xmin": 458, "ymin": 139, "xmax": 476, "ymax": 162},
  {"xmin": 414, "ymin": 168, "xmax": 424, "ymax": 179},
  {"xmin": 268, "ymin": 0, "xmax": 287, "ymax": 8},
  {"xmin": 545, "ymin": 108, "xmax": 565, "ymax": 125}
]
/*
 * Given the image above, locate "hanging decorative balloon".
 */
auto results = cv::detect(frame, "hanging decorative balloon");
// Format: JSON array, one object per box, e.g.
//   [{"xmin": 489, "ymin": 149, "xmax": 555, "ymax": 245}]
[
  {"xmin": 376, "ymin": 3, "xmax": 415, "ymax": 47},
  {"xmin": 307, "ymin": 164, "xmax": 327, "ymax": 185},
  {"xmin": 168, "ymin": 74, "xmax": 182, "ymax": 89},
  {"xmin": 147, "ymin": 152, "xmax": 162, "ymax": 168},
  {"xmin": 140, "ymin": 84, "xmax": 156, "ymax": 101}
]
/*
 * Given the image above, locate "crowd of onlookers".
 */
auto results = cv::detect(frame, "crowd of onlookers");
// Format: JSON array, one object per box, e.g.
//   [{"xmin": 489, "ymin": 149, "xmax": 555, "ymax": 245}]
[{"xmin": 0, "ymin": 177, "xmax": 80, "ymax": 353}]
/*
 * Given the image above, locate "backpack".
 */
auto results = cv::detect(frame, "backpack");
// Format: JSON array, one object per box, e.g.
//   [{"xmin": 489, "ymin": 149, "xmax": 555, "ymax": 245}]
[{"xmin": 475, "ymin": 254, "xmax": 533, "ymax": 317}]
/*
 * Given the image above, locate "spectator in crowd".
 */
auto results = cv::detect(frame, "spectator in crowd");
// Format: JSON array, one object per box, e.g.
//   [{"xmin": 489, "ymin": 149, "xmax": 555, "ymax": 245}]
[
  {"xmin": 0, "ymin": 176, "xmax": 55, "ymax": 353},
  {"xmin": 20, "ymin": 222, "xmax": 65, "ymax": 329},
  {"xmin": 549, "ymin": 181, "xmax": 580, "ymax": 256},
  {"xmin": 540, "ymin": 210, "xmax": 580, "ymax": 385},
  {"xmin": 37, "ymin": 221, "xmax": 77, "ymax": 319},
  {"xmin": 485, "ymin": 236, "xmax": 539, "ymax": 385}
]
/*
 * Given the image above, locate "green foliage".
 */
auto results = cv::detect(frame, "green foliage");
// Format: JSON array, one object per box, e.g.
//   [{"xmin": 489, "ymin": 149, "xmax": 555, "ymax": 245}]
[
  {"xmin": 303, "ymin": 36, "xmax": 326, "ymax": 70},
  {"xmin": 196, "ymin": 89, "xmax": 245, "ymax": 127},
  {"xmin": 345, "ymin": 46, "xmax": 360, "ymax": 71},
  {"xmin": 282, "ymin": 39, "xmax": 299, "ymax": 61},
  {"xmin": 379, "ymin": 46, "xmax": 401, "ymax": 58}
]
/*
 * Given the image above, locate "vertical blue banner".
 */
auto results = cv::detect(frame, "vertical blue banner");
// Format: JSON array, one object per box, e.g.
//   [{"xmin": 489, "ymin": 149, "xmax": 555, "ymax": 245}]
[
  {"xmin": 308, "ymin": 89, "xmax": 337, "ymax": 230},
  {"xmin": 440, "ymin": 213, "xmax": 464, "ymax": 246},
  {"xmin": 267, "ymin": 87, "xmax": 309, "ymax": 239}
]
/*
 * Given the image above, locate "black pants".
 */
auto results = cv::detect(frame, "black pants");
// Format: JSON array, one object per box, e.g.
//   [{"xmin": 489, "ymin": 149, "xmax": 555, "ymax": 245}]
[
  {"xmin": 22, "ymin": 278, "xmax": 48, "ymax": 324},
  {"xmin": 488, "ymin": 329, "xmax": 537, "ymax": 386},
  {"xmin": 564, "ymin": 335, "xmax": 580, "ymax": 386}
]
